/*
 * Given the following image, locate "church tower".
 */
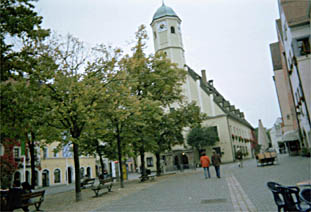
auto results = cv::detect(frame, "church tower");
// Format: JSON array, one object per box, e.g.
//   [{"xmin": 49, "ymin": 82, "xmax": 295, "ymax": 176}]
[{"xmin": 151, "ymin": 3, "xmax": 186, "ymax": 69}]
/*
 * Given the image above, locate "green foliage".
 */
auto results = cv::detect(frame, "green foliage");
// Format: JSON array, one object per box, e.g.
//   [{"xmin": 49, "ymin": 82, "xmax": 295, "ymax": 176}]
[
  {"xmin": 0, "ymin": 0, "xmax": 50, "ymax": 81},
  {"xmin": 187, "ymin": 126, "xmax": 219, "ymax": 151},
  {"xmin": 301, "ymin": 147, "xmax": 311, "ymax": 157},
  {"xmin": 254, "ymin": 144, "xmax": 261, "ymax": 155}
]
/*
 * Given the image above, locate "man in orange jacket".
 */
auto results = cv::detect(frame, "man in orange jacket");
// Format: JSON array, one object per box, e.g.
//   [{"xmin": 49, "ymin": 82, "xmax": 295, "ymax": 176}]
[{"xmin": 200, "ymin": 152, "xmax": 211, "ymax": 179}]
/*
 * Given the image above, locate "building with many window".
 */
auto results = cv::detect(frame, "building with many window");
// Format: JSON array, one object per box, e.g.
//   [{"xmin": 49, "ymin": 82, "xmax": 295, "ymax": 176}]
[
  {"xmin": 11, "ymin": 142, "xmax": 96, "ymax": 188},
  {"xmin": 137, "ymin": 3, "xmax": 255, "ymax": 172},
  {"xmin": 269, "ymin": 0, "xmax": 311, "ymax": 154}
]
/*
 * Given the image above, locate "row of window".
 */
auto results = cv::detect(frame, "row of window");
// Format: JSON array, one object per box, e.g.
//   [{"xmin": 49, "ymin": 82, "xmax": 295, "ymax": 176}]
[
  {"xmin": 10, "ymin": 146, "xmax": 59, "ymax": 159},
  {"xmin": 230, "ymin": 125, "xmax": 250, "ymax": 139},
  {"xmin": 234, "ymin": 146, "xmax": 248, "ymax": 154},
  {"xmin": 41, "ymin": 166, "xmax": 92, "ymax": 184}
]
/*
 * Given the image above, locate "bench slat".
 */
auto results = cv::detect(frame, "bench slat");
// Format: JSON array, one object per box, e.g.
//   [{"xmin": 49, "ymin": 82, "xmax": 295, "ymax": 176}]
[
  {"xmin": 18, "ymin": 190, "xmax": 45, "ymax": 211},
  {"xmin": 92, "ymin": 178, "xmax": 114, "ymax": 197}
]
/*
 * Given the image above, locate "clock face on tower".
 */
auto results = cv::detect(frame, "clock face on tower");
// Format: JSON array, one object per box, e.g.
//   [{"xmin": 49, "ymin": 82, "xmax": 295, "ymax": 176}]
[{"xmin": 157, "ymin": 21, "xmax": 168, "ymax": 32}]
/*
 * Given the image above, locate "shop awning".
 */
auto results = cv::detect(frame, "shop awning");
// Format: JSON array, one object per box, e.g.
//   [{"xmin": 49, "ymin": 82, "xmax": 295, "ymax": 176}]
[{"xmin": 282, "ymin": 130, "xmax": 299, "ymax": 142}]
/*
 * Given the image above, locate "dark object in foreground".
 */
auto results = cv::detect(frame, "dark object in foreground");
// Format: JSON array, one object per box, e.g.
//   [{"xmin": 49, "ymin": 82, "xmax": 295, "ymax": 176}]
[
  {"xmin": 267, "ymin": 181, "xmax": 311, "ymax": 212},
  {"xmin": 300, "ymin": 189, "xmax": 311, "ymax": 208},
  {"xmin": 91, "ymin": 177, "xmax": 115, "ymax": 197},
  {"xmin": 3, "ymin": 189, "xmax": 45, "ymax": 211}
]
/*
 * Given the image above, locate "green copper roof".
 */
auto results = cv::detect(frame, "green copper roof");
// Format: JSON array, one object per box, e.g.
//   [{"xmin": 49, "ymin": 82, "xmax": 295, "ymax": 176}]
[{"xmin": 152, "ymin": 3, "xmax": 179, "ymax": 22}]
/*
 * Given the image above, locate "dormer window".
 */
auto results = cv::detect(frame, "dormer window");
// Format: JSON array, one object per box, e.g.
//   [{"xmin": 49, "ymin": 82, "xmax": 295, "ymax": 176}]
[{"xmin": 171, "ymin": 26, "xmax": 175, "ymax": 34}]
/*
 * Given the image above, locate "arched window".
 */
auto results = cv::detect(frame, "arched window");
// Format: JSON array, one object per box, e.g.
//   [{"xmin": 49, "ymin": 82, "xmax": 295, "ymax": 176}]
[
  {"xmin": 86, "ymin": 167, "xmax": 91, "ymax": 178},
  {"xmin": 171, "ymin": 26, "xmax": 175, "ymax": 34},
  {"xmin": 80, "ymin": 167, "xmax": 84, "ymax": 178},
  {"xmin": 54, "ymin": 169, "xmax": 61, "ymax": 183},
  {"xmin": 154, "ymin": 31, "xmax": 157, "ymax": 39}
]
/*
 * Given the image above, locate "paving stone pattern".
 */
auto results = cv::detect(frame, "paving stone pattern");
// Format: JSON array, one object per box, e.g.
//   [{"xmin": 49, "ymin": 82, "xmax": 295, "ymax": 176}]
[{"xmin": 94, "ymin": 154, "xmax": 310, "ymax": 211}]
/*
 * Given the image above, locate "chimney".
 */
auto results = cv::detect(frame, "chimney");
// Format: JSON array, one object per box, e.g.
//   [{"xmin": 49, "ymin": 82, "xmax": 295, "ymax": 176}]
[{"xmin": 201, "ymin": 69, "xmax": 207, "ymax": 82}]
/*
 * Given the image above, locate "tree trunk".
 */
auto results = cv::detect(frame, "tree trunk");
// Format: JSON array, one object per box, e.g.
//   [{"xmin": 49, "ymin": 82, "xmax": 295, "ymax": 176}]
[
  {"xmin": 155, "ymin": 152, "xmax": 161, "ymax": 176},
  {"xmin": 96, "ymin": 142, "xmax": 105, "ymax": 177},
  {"xmin": 139, "ymin": 147, "xmax": 146, "ymax": 180},
  {"xmin": 73, "ymin": 143, "xmax": 82, "ymax": 202},
  {"xmin": 116, "ymin": 126, "xmax": 124, "ymax": 188},
  {"xmin": 132, "ymin": 143, "xmax": 138, "ymax": 173},
  {"xmin": 196, "ymin": 147, "xmax": 201, "ymax": 167},
  {"xmin": 30, "ymin": 132, "xmax": 36, "ymax": 189},
  {"xmin": 133, "ymin": 153, "xmax": 138, "ymax": 173}
]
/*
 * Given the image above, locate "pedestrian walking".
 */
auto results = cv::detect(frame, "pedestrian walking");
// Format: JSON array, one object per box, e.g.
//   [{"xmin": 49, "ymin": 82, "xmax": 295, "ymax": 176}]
[
  {"xmin": 200, "ymin": 152, "xmax": 211, "ymax": 179},
  {"xmin": 236, "ymin": 148, "xmax": 243, "ymax": 168},
  {"xmin": 211, "ymin": 150, "xmax": 221, "ymax": 178}
]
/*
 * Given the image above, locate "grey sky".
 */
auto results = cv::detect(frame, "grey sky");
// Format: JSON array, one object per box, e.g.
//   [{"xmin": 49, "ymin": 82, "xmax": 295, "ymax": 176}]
[{"xmin": 35, "ymin": 0, "xmax": 281, "ymax": 128}]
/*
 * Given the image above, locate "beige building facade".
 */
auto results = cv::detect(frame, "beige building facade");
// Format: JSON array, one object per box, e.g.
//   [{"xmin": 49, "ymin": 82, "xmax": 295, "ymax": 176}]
[{"xmin": 13, "ymin": 142, "xmax": 96, "ymax": 188}]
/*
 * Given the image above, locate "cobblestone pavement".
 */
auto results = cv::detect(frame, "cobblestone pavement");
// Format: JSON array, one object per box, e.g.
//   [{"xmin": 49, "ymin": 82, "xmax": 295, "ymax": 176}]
[
  {"xmin": 15, "ymin": 154, "xmax": 310, "ymax": 212},
  {"xmin": 94, "ymin": 154, "xmax": 310, "ymax": 211}
]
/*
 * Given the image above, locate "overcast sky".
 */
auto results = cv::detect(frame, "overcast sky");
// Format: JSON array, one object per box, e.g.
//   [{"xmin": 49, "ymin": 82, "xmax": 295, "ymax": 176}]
[{"xmin": 35, "ymin": 0, "xmax": 281, "ymax": 129}]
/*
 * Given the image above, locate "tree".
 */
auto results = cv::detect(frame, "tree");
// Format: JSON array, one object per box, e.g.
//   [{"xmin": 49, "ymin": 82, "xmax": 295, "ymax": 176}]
[
  {"xmin": 153, "ymin": 103, "xmax": 207, "ymax": 176},
  {"xmin": 0, "ymin": 0, "xmax": 50, "ymax": 81},
  {"xmin": 187, "ymin": 126, "xmax": 219, "ymax": 161},
  {"xmin": 98, "ymin": 71, "xmax": 141, "ymax": 188},
  {"xmin": 0, "ymin": 139, "xmax": 19, "ymax": 189},
  {"xmin": 0, "ymin": 0, "xmax": 50, "ymax": 189},
  {"xmin": 123, "ymin": 25, "xmax": 187, "ymax": 179},
  {"xmin": 35, "ymin": 35, "xmax": 114, "ymax": 201}
]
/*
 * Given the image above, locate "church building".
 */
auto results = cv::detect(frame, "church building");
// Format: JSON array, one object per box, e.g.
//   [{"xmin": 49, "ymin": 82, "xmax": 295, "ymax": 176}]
[{"xmin": 138, "ymin": 3, "xmax": 255, "ymax": 171}]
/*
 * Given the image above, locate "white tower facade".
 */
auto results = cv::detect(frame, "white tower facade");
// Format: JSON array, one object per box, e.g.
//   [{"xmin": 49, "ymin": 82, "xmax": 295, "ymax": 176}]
[{"xmin": 151, "ymin": 3, "xmax": 186, "ymax": 69}]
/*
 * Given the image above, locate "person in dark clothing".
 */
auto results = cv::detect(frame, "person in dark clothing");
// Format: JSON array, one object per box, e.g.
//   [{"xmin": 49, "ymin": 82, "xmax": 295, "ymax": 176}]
[
  {"xmin": 211, "ymin": 150, "xmax": 221, "ymax": 178},
  {"xmin": 7, "ymin": 180, "xmax": 23, "ymax": 211},
  {"xmin": 21, "ymin": 182, "xmax": 32, "ymax": 212}
]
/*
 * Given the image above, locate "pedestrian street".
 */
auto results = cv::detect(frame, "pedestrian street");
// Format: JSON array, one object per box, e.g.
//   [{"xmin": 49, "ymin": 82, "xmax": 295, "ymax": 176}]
[{"xmin": 94, "ymin": 154, "xmax": 310, "ymax": 211}]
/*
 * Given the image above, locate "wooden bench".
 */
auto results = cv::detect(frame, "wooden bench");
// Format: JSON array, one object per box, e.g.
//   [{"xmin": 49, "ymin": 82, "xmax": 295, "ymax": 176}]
[
  {"xmin": 81, "ymin": 178, "xmax": 95, "ymax": 189},
  {"xmin": 91, "ymin": 178, "xmax": 115, "ymax": 197},
  {"xmin": 139, "ymin": 173, "xmax": 156, "ymax": 182},
  {"xmin": 17, "ymin": 190, "xmax": 45, "ymax": 211}
]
